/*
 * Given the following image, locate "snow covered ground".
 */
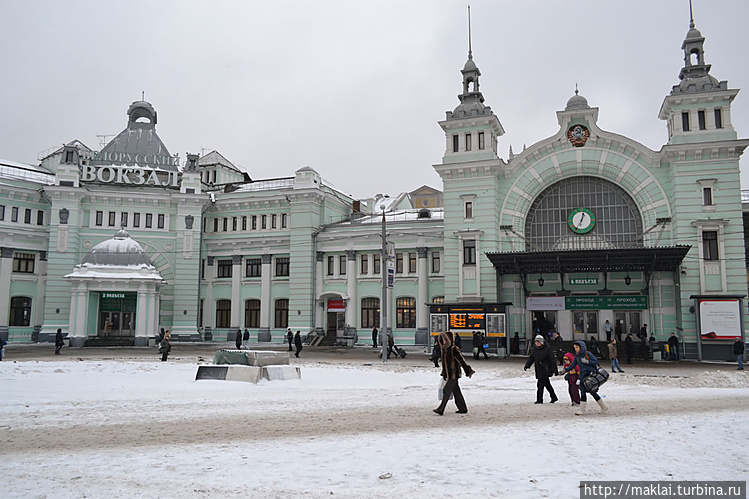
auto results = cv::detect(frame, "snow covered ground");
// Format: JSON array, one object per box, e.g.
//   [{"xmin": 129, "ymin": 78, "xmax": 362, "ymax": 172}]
[{"xmin": 2, "ymin": 356, "xmax": 748, "ymax": 498}]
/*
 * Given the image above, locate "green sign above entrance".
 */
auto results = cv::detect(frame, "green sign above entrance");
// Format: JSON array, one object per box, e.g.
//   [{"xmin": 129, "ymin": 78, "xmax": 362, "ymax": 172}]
[
  {"xmin": 569, "ymin": 277, "xmax": 598, "ymax": 285},
  {"xmin": 565, "ymin": 295, "xmax": 647, "ymax": 310},
  {"xmin": 101, "ymin": 293, "xmax": 126, "ymax": 299}
]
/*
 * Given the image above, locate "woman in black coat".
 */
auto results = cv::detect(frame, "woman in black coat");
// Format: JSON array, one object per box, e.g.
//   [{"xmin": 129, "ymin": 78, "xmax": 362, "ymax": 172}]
[
  {"xmin": 294, "ymin": 330, "xmax": 303, "ymax": 358},
  {"xmin": 524, "ymin": 335, "xmax": 558, "ymax": 404},
  {"xmin": 55, "ymin": 329, "xmax": 65, "ymax": 355}
]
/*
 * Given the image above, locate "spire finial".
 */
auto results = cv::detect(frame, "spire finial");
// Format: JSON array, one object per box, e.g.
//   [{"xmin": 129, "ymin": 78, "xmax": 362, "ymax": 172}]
[
  {"xmin": 575, "ymin": 83, "xmax": 579, "ymax": 96},
  {"xmin": 467, "ymin": 4, "xmax": 472, "ymax": 59},
  {"xmin": 689, "ymin": 0, "xmax": 695, "ymax": 28}
]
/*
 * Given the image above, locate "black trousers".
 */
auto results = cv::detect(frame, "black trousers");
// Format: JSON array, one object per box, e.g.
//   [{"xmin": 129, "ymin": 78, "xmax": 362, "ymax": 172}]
[
  {"xmin": 288, "ymin": 339, "xmax": 293, "ymax": 351},
  {"xmin": 536, "ymin": 376, "xmax": 557, "ymax": 402},
  {"xmin": 437, "ymin": 379, "xmax": 467, "ymax": 413},
  {"xmin": 295, "ymin": 344, "xmax": 302, "ymax": 357},
  {"xmin": 161, "ymin": 351, "xmax": 168, "ymax": 362}
]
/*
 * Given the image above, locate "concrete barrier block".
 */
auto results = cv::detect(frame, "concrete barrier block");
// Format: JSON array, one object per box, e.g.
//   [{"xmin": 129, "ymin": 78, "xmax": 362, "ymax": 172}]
[
  {"xmin": 195, "ymin": 365, "xmax": 263, "ymax": 383},
  {"xmin": 247, "ymin": 351, "xmax": 290, "ymax": 367},
  {"xmin": 263, "ymin": 365, "xmax": 302, "ymax": 381}
]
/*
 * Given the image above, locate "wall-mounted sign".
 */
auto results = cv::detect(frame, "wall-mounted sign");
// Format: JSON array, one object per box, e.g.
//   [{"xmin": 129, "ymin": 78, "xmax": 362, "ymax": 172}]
[
  {"xmin": 327, "ymin": 299, "xmax": 346, "ymax": 312},
  {"xmin": 449, "ymin": 311, "xmax": 485, "ymax": 329},
  {"xmin": 90, "ymin": 151, "xmax": 180, "ymax": 168},
  {"xmin": 699, "ymin": 299, "xmax": 741, "ymax": 340},
  {"xmin": 569, "ymin": 277, "xmax": 598, "ymax": 285},
  {"xmin": 101, "ymin": 293, "xmax": 126, "ymax": 299},
  {"xmin": 81, "ymin": 164, "xmax": 179, "ymax": 187},
  {"xmin": 565, "ymin": 295, "xmax": 647, "ymax": 310},
  {"xmin": 526, "ymin": 296, "xmax": 565, "ymax": 311}
]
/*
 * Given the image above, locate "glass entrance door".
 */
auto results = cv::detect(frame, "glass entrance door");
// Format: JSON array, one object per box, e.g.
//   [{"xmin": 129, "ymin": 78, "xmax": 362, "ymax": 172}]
[
  {"xmin": 573, "ymin": 311, "xmax": 599, "ymax": 339},
  {"xmin": 614, "ymin": 311, "xmax": 641, "ymax": 342}
]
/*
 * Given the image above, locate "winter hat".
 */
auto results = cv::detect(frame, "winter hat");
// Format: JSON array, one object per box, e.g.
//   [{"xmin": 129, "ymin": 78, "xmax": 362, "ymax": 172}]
[
  {"xmin": 534, "ymin": 335, "xmax": 545, "ymax": 343},
  {"xmin": 563, "ymin": 352, "xmax": 574, "ymax": 363}
]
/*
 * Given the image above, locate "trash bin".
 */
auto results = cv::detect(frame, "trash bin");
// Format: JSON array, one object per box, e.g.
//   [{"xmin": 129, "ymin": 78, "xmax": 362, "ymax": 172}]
[{"xmin": 653, "ymin": 351, "xmax": 662, "ymax": 361}]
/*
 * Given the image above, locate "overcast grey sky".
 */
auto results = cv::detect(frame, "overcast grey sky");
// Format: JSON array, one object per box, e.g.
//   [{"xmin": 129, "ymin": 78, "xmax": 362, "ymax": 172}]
[{"xmin": 1, "ymin": 0, "xmax": 748, "ymax": 199}]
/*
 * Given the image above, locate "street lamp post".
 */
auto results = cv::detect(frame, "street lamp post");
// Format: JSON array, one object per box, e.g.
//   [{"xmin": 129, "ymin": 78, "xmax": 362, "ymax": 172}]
[{"xmin": 381, "ymin": 207, "xmax": 388, "ymax": 363}]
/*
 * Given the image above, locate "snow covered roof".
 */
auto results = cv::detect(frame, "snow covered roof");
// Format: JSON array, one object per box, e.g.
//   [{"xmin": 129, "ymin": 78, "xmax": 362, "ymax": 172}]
[
  {"xmin": 0, "ymin": 159, "xmax": 55, "ymax": 185},
  {"xmin": 80, "ymin": 229, "xmax": 153, "ymax": 267}
]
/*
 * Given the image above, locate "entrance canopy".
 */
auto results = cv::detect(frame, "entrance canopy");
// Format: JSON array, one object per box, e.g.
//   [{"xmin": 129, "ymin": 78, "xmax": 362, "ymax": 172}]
[{"xmin": 485, "ymin": 246, "xmax": 691, "ymax": 275}]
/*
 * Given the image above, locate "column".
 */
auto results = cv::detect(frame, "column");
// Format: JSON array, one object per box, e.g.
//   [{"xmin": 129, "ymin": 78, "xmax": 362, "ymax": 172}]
[
  {"xmin": 34, "ymin": 251, "xmax": 47, "ymax": 340},
  {"xmin": 152, "ymin": 292, "xmax": 161, "ymax": 344},
  {"xmin": 315, "ymin": 252, "xmax": 324, "ymax": 334},
  {"xmin": 71, "ymin": 286, "xmax": 88, "ymax": 347},
  {"xmin": 258, "ymin": 254, "xmax": 272, "ymax": 341},
  {"xmin": 204, "ymin": 256, "xmax": 214, "ymax": 339},
  {"xmin": 345, "ymin": 250, "xmax": 357, "ymax": 338},
  {"xmin": 416, "ymin": 247, "xmax": 428, "ymax": 345},
  {"xmin": 230, "ymin": 255, "xmax": 242, "ymax": 329},
  {"xmin": 135, "ymin": 284, "xmax": 149, "ymax": 346},
  {"xmin": 0, "ymin": 247, "xmax": 14, "ymax": 339}
]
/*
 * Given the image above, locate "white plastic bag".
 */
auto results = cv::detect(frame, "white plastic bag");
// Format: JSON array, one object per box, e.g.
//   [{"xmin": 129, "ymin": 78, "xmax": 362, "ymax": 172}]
[{"xmin": 437, "ymin": 378, "xmax": 454, "ymax": 401}]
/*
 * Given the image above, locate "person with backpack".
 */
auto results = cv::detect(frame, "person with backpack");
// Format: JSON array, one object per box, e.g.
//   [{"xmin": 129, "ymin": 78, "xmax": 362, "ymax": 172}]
[
  {"xmin": 524, "ymin": 335, "xmax": 559, "ymax": 404},
  {"xmin": 561, "ymin": 340, "xmax": 608, "ymax": 415}
]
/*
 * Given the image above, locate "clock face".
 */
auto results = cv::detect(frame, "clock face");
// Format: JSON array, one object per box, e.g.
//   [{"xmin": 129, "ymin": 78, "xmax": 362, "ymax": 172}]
[{"xmin": 568, "ymin": 208, "xmax": 596, "ymax": 234}]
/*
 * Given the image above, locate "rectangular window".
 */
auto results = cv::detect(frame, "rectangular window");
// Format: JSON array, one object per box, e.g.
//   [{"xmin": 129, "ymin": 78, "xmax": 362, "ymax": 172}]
[
  {"xmin": 0, "ymin": 205, "xmax": 5, "ymax": 221},
  {"xmin": 396, "ymin": 297, "xmax": 416, "ymax": 328},
  {"xmin": 13, "ymin": 252, "xmax": 35, "ymax": 273},
  {"xmin": 698, "ymin": 110, "xmax": 706, "ymax": 130},
  {"xmin": 232, "ymin": 217, "xmax": 237, "ymax": 231},
  {"xmin": 24, "ymin": 209, "xmax": 32, "ymax": 224},
  {"xmin": 465, "ymin": 133, "xmax": 472, "ymax": 151},
  {"xmin": 465, "ymin": 201, "xmax": 473, "ymax": 219},
  {"xmin": 120, "ymin": 212, "xmax": 128, "ymax": 227},
  {"xmin": 452, "ymin": 134, "xmax": 459, "ymax": 152},
  {"xmin": 9, "ymin": 296, "xmax": 32, "ymax": 326},
  {"xmin": 271, "ymin": 214, "xmax": 277, "ymax": 229},
  {"xmin": 261, "ymin": 215, "xmax": 267, "ymax": 229},
  {"xmin": 217, "ymin": 259, "xmax": 233, "ymax": 278},
  {"xmin": 245, "ymin": 258, "xmax": 262, "ymax": 278},
  {"xmin": 213, "ymin": 218, "xmax": 218, "ymax": 232},
  {"xmin": 432, "ymin": 252, "xmax": 440, "ymax": 273},
  {"xmin": 682, "ymin": 112, "xmax": 691, "ymax": 132},
  {"xmin": 703, "ymin": 231, "xmax": 719, "ymax": 261},
  {"xmin": 715, "ymin": 108, "xmax": 723, "ymax": 129},
  {"xmin": 463, "ymin": 240, "xmax": 476, "ymax": 265},
  {"xmin": 339, "ymin": 255, "xmax": 347, "ymax": 275},
  {"xmin": 274, "ymin": 299, "xmax": 289, "ymax": 328},
  {"xmin": 275, "ymin": 257, "xmax": 290, "ymax": 277},
  {"xmin": 145, "ymin": 213, "xmax": 153, "ymax": 228},
  {"xmin": 245, "ymin": 299, "xmax": 261, "ymax": 328},
  {"xmin": 281, "ymin": 214, "xmax": 288, "ymax": 228},
  {"xmin": 252, "ymin": 216, "xmax": 257, "ymax": 230},
  {"xmin": 201, "ymin": 259, "xmax": 205, "ymax": 279},
  {"xmin": 108, "ymin": 212, "xmax": 116, "ymax": 226},
  {"xmin": 133, "ymin": 213, "xmax": 140, "ymax": 228},
  {"xmin": 36, "ymin": 210, "xmax": 44, "ymax": 226},
  {"xmin": 408, "ymin": 253, "xmax": 416, "ymax": 273},
  {"xmin": 11, "ymin": 207, "xmax": 18, "ymax": 222},
  {"xmin": 242, "ymin": 216, "xmax": 247, "ymax": 231},
  {"xmin": 396, "ymin": 253, "xmax": 404, "ymax": 274},
  {"xmin": 222, "ymin": 218, "xmax": 228, "ymax": 232},
  {"xmin": 211, "ymin": 170, "xmax": 216, "ymax": 184},
  {"xmin": 327, "ymin": 256, "xmax": 335, "ymax": 276},
  {"xmin": 215, "ymin": 299, "xmax": 231, "ymax": 328},
  {"xmin": 360, "ymin": 254, "xmax": 368, "ymax": 275},
  {"xmin": 703, "ymin": 187, "xmax": 713, "ymax": 206},
  {"xmin": 373, "ymin": 254, "xmax": 381, "ymax": 274},
  {"xmin": 478, "ymin": 131, "xmax": 485, "ymax": 150},
  {"xmin": 361, "ymin": 297, "xmax": 380, "ymax": 329},
  {"xmin": 157, "ymin": 214, "xmax": 165, "ymax": 229}
]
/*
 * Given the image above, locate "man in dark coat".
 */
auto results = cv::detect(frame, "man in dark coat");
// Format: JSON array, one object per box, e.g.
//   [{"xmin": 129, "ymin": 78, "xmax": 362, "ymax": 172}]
[
  {"xmin": 524, "ymin": 335, "xmax": 559, "ymax": 404},
  {"xmin": 472, "ymin": 331, "xmax": 488, "ymax": 360},
  {"xmin": 433, "ymin": 331, "xmax": 475, "ymax": 415},
  {"xmin": 734, "ymin": 337, "xmax": 745, "ymax": 370},
  {"xmin": 55, "ymin": 329, "xmax": 65, "ymax": 355},
  {"xmin": 371, "ymin": 327, "xmax": 378, "ymax": 348},
  {"xmin": 625, "ymin": 333, "xmax": 635, "ymax": 364},
  {"xmin": 235, "ymin": 329, "xmax": 242, "ymax": 350},
  {"xmin": 454, "ymin": 332, "xmax": 462, "ymax": 351},
  {"xmin": 286, "ymin": 328, "xmax": 293, "ymax": 351},
  {"xmin": 553, "ymin": 332, "xmax": 564, "ymax": 365},
  {"xmin": 294, "ymin": 330, "xmax": 303, "ymax": 358},
  {"xmin": 510, "ymin": 332, "xmax": 520, "ymax": 355},
  {"xmin": 668, "ymin": 333, "xmax": 679, "ymax": 361}
]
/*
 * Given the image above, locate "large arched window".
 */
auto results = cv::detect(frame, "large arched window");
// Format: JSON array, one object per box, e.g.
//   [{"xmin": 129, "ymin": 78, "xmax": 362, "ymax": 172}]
[
  {"xmin": 361, "ymin": 297, "xmax": 379, "ymax": 328},
  {"xmin": 525, "ymin": 176, "xmax": 643, "ymax": 251},
  {"xmin": 216, "ymin": 300, "xmax": 231, "ymax": 328},
  {"xmin": 274, "ymin": 299, "xmax": 289, "ymax": 328},
  {"xmin": 396, "ymin": 297, "xmax": 416, "ymax": 328},
  {"xmin": 9, "ymin": 296, "xmax": 31, "ymax": 326},
  {"xmin": 244, "ymin": 299, "xmax": 260, "ymax": 328}
]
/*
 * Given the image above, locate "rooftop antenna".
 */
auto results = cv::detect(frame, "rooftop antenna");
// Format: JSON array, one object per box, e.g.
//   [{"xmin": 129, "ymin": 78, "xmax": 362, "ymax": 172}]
[
  {"xmin": 689, "ymin": 0, "xmax": 695, "ymax": 28},
  {"xmin": 467, "ymin": 5, "xmax": 472, "ymax": 58},
  {"xmin": 575, "ymin": 83, "xmax": 579, "ymax": 95},
  {"xmin": 141, "ymin": 91, "xmax": 145, "ymax": 101}
]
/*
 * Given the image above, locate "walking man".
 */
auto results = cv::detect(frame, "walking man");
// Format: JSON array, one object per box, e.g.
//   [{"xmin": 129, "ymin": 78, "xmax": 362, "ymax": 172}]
[
  {"xmin": 371, "ymin": 326, "xmax": 378, "ymax": 348},
  {"xmin": 294, "ymin": 330, "xmax": 303, "ymax": 358},
  {"xmin": 55, "ymin": 328, "xmax": 65, "ymax": 355},
  {"xmin": 287, "ymin": 328, "xmax": 293, "ymax": 351},
  {"xmin": 734, "ymin": 337, "xmax": 745, "ymax": 370},
  {"xmin": 668, "ymin": 333, "xmax": 679, "ymax": 361},
  {"xmin": 242, "ymin": 328, "xmax": 250, "ymax": 349},
  {"xmin": 524, "ymin": 335, "xmax": 559, "ymax": 404}
]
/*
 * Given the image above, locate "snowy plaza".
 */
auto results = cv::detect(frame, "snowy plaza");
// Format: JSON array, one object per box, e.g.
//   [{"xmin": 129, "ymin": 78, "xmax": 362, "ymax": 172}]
[{"xmin": 1, "ymin": 344, "xmax": 747, "ymax": 498}]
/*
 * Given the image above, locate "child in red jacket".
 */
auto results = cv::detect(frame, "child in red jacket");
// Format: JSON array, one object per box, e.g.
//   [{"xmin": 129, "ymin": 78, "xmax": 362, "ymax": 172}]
[{"xmin": 563, "ymin": 352, "xmax": 581, "ymax": 406}]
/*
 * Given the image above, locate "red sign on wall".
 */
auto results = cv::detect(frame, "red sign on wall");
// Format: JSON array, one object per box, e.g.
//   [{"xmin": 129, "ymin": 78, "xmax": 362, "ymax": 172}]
[{"xmin": 328, "ymin": 299, "xmax": 346, "ymax": 312}]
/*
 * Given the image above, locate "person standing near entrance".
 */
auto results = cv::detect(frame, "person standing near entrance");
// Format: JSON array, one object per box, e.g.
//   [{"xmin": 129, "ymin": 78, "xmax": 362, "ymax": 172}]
[
  {"xmin": 235, "ymin": 329, "xmax": 242, "ymax": 350},
  {"xmin": 433, "ymin": 331, "xmax": 475, "ymax": 415},
  {"xmin": 55, "ymin": 329, "xmax": 65, "ymax": 355},
  {"xmin": 603, "ymin": 320, "xmax": 613, "ymax": 342},
  {"xmin": 734, "ymin": 337, "xmax": 745, "ymax": 370},
  {"xmin": 608, "ymin": 339, "xmax": 624, "ymax": 373},
  {"xmin": 242, "ymin": 328, "xmax": 250, "ymax": 349},
  {"xmin": 524, "ymin": 335, "xmax": 559, "ymax": 404},
  {"xmin": 553, "ymin": 332, "xmax": 564, "ymax": 365},
  {"xmin": 287, "ymin": 328, "xmax": 293, "ymax": 351},
  {"xmin": 371, "ymin": 326, "xmax": 378, "ymax": 348},
  {"xmin": 159, "ymin": 331, "xmax": 171, "ymax": 362},
  {"xmin": 294, "ymin": 330, "xmax": 303, "ymax": 358},
  {"xmin": 668, "ymin": 333, "xmax": 679, "ymax": 361},
  {"xmin": 625, "ymin": 333, "xmax": 635, "ymax": 364}
]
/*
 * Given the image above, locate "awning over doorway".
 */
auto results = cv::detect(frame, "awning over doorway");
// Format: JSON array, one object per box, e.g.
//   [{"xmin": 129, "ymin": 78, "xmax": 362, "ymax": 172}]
[{"xmin": 485, "ymin": 246, "xmax": 691, "ymax": 275}]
